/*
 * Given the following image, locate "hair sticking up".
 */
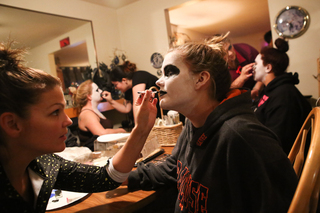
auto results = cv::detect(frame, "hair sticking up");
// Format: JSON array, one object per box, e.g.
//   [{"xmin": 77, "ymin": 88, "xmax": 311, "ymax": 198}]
[
  {"xmin": 0, "ymin": 39, "xmax": 61, "ymax": 119},
  {"xmin": 167, "ymin": 32, "xmax": 231, "ymax": 102},
  {"xmin": 0, "ymin": 40, "xmax": 27, "ymax": 71}
]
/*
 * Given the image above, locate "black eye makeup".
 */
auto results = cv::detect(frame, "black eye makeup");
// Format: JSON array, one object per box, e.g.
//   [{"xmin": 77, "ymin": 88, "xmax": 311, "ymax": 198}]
[{"xmin": 164, "ymin": 64, "xmax": 180, "ymax": 77}]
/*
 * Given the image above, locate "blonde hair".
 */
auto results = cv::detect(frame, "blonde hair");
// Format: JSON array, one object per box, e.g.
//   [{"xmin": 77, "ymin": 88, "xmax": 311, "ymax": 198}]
[
  {"xmin": 168, "ymin": 33, "xmax": 231, "ymax": 101},
  {"xmin": 74, "ymin": 79, "xmax": 93, "ymax": 114}
]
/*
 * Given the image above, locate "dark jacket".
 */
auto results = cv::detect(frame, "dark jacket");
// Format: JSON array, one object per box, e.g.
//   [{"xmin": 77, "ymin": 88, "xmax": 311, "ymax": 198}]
[
  {"xmin": 255, "ymin": 72, "xmax": 312, "ymax": 155},
  {"xmin": 128, "ymin": 90, "xmax": 298, "ymax": 213},
  {"xmin": 0, "ymin": 154, "xmax": 121, "ymax": 213}
]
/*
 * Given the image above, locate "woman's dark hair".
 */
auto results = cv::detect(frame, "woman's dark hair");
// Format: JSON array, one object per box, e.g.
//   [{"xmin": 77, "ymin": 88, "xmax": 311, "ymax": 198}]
[
  {"xmin": 264, "ymin": 30, "xmax": 272, "ymax": 44},
  {"xmin": 110, "ymin": 61, "xmax": 137, "ymax": 82},
  {"xmin": 261, "ymin": 38, "xmax": 289, "ymax": 76},
  {"xmin": 0, "ymin": 40, "xmax": 61, "ymax": 119},
  {"xmin": 168, "ymin": 34, "xmax": 231, "ymax": 102}
]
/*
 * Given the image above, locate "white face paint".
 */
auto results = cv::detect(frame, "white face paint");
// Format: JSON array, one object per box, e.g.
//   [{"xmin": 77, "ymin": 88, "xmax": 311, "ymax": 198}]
[
  {"xmin": 156, "ymin": 51, "xmax": 196, "ymax": 112},
  {"xmin": 91, "ymin": 83, "xmax": 102, "ymax": 104},
  {"xmin": 253, "ymin": 54, "xmax": 268, "ymax": 82}
]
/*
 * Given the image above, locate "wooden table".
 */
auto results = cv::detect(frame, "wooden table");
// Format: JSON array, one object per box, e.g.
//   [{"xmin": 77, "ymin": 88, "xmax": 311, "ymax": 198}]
[{"xmin": 47, "ymin": 146, "xmax": 174, "ymax": 213}]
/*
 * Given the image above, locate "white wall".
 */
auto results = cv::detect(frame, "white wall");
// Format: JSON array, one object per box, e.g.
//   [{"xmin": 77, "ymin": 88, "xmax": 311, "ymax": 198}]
[
  {"xmin": 268, "ymin": 0, "xmax": 320, "ymax": 98},
  {"xmin": 116, "ymin": 0, "xmax": 190, "ymax": 77}
]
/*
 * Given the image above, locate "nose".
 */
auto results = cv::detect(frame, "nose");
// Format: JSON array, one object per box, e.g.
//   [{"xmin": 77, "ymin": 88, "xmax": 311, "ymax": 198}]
[
  {"xmin": 156, "ymin": 77, "xmax": 163, "ymax": 87},
  {"xmin": 64, "ymin": 113, "xmax": 73, "ymax": 127}
]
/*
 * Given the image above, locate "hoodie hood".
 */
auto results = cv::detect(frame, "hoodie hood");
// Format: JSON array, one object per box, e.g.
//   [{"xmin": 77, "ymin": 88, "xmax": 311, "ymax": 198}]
[
  {"xmin": 187, "ymin": 90, "xmax": 254, "ymax": 147},
  {"xmin": 266, "ymin": 72, "xmax": 299, "ymax": 93}
]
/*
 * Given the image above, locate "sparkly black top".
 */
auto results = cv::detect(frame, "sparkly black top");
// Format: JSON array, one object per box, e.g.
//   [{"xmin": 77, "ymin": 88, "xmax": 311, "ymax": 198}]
[{"xmin": 0, "ymin": 154, "xmax": 121, "ymax": 213}]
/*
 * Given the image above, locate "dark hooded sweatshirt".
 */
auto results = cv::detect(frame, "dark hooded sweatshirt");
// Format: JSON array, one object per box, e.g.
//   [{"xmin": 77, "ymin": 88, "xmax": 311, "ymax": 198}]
[
  {"xmin": 128, "ymin": 90, "xmax": 298, "ymax": 213},
  {"xmin": 254, "ymin": 72, "xmax": 312, "ymax": 155}
]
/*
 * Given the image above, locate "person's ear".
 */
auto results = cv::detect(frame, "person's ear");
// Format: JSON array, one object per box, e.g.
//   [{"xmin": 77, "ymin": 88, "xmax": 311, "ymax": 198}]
[
  {"xmin": 0, "ymin": 112, "xmax": 21, "ymax": 137},
  {"xmin": 87, "ymin": 93, "xmax": 92, "ymax": 101},
  {"xmin": 194, "ymin": 71, "xmax": 211, "ymax": 90},
  {"xmin": 266, "ymin": 64, "xmax": 272, "ymax": 73},
  {"xmin": 122, "ymin": 78, "xmax": 128, "ymax": 84}
]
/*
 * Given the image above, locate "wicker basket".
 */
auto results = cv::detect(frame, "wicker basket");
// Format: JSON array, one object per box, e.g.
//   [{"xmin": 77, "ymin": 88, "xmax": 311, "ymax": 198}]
[
  {"xmin": 149, "ymin": 122, "xmax": 183, "ymax": 146},
  {"xmin": 147, "ymin": 86, "xmax": 183, "ymax": 146}
]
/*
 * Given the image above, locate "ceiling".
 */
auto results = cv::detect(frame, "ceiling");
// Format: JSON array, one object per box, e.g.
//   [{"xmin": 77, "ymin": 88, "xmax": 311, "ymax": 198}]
[
  {"xmin": 80, "ymin": 0, "xmax": 140, "ymax": 9},
  {"xmin": 79, "ymin": 0, "xmax": 271, "ymax": 37},
  {"xmin": 168, "ymin": 0, "xmax": 270, "ymax": 37}
]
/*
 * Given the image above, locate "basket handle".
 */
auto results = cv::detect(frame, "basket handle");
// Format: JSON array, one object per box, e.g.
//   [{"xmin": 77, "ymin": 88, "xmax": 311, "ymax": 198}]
[{"xmin": 149, "ymin": 86, "xmax": 163, "ymax": 120}]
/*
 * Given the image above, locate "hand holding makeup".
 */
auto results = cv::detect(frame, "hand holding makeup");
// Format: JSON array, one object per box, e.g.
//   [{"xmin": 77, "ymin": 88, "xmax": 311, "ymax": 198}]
[
  {"xmin": 239, "ymin": 63, "xmax": 254, "ymax": 80},
  {"xmin": 230, "ymin": 63, "xmax": 255, "ymax": 89},
  {"xmin": 101, "ymin": 91, "xmax": 113, "ymax": 102},
  {"xmin": 134, "ymin": 90, "xmax": 158, "ymax": 134}
]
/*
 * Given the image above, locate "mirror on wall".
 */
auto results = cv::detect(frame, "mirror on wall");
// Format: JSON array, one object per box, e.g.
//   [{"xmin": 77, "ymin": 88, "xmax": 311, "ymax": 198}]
[
  {"xmin": 166, "ymin": 0, "xmax": 271, "ymax": 51},
  {"xmin": 0, "ymin": 4, "xmax": 98, "ymax": 92}
]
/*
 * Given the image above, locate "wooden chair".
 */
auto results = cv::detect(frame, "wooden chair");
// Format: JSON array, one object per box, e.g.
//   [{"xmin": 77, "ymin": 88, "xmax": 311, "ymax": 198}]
[{"xmin": 288, "ymin": 107, "xmax": 320, "ymax": 213}]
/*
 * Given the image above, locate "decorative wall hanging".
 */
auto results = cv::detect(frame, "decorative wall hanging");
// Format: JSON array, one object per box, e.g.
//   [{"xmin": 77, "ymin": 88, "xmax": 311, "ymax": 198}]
[{"xmin": 110, "ymin": 48, "xmax": 127, "ymax": 69}]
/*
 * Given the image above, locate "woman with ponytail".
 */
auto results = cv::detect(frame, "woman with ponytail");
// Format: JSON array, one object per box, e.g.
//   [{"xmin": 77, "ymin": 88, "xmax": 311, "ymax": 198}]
[
  {"xmin": 253, "ymin": 37, "xmax": 311, "ymax": 155},
  {"xmin": 104, "ymin": 61, "xmax": 163, "ymax": 123}
]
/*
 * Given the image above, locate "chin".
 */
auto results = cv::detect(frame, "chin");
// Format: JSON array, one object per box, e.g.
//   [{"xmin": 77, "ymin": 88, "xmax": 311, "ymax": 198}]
[
  {"xmin": 159, "ymin": 100, "xmax": 175, "ymax": 111},
  {"xmin": 55, "ymin": 142, "xmax": 66, "ymax": 153}
]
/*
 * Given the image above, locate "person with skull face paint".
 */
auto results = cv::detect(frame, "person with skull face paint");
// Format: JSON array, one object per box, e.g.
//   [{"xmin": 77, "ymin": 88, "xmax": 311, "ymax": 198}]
[
  {"xmin": 252, "ymin": 38, "xmax": 311, "ymax": 155},
  {"xmin": 75, "ymin": 80, "xmax": 126, "ymax": 150},
  {"xmin": 127, "ymin": 34, "xmax": 298, "ymax": 212}
]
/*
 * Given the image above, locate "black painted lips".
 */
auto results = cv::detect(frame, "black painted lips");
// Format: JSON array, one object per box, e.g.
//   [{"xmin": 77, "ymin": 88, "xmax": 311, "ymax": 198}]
[{"xmin": 159, "ymin": 90, "xmax": 167, "ymax": 96}]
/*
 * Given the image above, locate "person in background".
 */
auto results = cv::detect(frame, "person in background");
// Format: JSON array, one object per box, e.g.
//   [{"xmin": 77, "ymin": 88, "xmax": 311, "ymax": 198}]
[
  {"xmin": 103, "ymin": 61, "xmax": 163, "ymax": 124},
  {"xmin": 222, "ymin": 35, "xmax": 264, "ymax": 100},
  {"xmin": 74, "ymin": 79, "xmax": 126, "ymax": 151},
  {"xmin": 126, "ymin": 34, "xmax": 298, "ymax": 212},
  {"xmin": 0, "ymin": 40, "xmax": 158, "ymax": 213},
  {"xmin": 252, "ymin": 37, "xmax": 312, "ymax": 155},
  {"xmin": 264, "ymin": 30, "xmax": 273, "ymax": 48}
]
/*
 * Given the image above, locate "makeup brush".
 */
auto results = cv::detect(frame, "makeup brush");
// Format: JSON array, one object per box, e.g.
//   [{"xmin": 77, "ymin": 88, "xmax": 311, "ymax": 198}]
[{"xmin": 137, "ymin": 91, "xmax": 158, "ymax": 94}]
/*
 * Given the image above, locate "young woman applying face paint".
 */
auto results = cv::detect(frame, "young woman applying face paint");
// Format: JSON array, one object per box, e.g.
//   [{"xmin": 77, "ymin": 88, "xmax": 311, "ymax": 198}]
[
  {"xmin": 74, "ymin": 80, "xmax": 126, "ymax": 151},
  {"xmin": 103, "ymin": 61, "xmax": 163, "ymax": 124},
  {"xmin": 252, "ymin": 38, "xmax": 311, "ymax": 155},
  {"xmin": 127, "ymin": 34, "xmax": 298, "ymax": 212},
  {"xmin": 221, "ymin": 36, "xmax": 264, "ymax": 100},
  {"xmin": 0, "ymin": 41, "xmax": 158, "ymax": 213}
]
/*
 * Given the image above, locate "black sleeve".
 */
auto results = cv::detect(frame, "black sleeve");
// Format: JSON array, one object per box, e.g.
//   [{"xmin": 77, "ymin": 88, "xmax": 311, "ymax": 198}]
[
  {"xmin": 53, "ymin": 154, "xmax": 122, "ymax": 192},
  {"xmin": 132, "ymin": 71, "xmax": 158, "ymax": 89},
  {"xmin": 128, "ymin": 152, "xmax": 178, "ymax": 191}
]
